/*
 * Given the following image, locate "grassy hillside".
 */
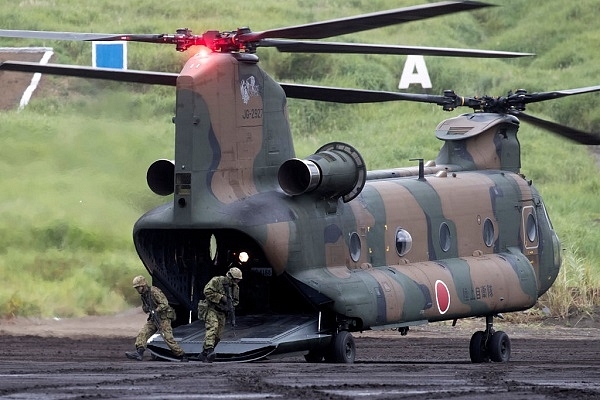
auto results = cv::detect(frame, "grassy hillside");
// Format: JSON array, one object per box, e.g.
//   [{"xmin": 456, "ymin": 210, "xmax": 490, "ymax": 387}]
[{"xmin": 0, "ymin": 0, "xmax": 598, "ymax": 318}]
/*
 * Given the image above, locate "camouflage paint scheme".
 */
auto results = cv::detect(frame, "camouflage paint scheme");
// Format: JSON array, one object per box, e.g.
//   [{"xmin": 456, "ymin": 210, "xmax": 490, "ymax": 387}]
[{"xmin": 134, "ymin": 52, "xmax": 560, "ymax": 336}]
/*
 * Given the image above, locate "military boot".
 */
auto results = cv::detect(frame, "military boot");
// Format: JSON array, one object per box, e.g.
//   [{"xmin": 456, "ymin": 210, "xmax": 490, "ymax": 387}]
[
  {"xmin": 125, "ymin": 347, "xmax": 144, "ymax": 361},
  {"xmin": 205, "ymin": 347, "xmax": 216, "ymax": 363},
  {"xmin": 197, "ymin": 347, "xmax": 215, "ymax": 363}
]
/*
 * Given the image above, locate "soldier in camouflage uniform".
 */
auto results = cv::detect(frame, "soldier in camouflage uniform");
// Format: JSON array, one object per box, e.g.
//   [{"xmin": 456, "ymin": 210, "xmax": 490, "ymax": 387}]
[
  {"xmin": 125, "ymin": 275, "xmax": 187, "ymax": 361},
  {"xmin": 198, "ymin": 267, "xmax": 242, "ymax": 362}
]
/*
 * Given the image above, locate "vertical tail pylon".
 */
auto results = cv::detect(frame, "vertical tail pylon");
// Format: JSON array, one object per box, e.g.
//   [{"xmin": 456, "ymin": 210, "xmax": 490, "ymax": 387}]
[{"xmin": 173, "ymin": 52, "xmax": 295, "ymax": 224}]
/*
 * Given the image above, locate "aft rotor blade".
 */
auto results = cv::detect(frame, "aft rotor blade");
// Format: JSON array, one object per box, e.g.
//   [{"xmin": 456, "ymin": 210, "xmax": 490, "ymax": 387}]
[
  {"xmin": 513, "ymin": 111, "xmax": 600, "ymax": 145},
  {"xmin": 281, "ymin": 83, "xmax": 446, "ymax": 104},
  {"xmin": 261, "ymin": 39, "xmax": 533, "ymax": 58},
  {"xmin": 243, "ymin": 1, "xmax": 492, "ymax": 41},
  {"xmin": 0, "ymin": 61, "xmax": 178, "ymax": 86}
]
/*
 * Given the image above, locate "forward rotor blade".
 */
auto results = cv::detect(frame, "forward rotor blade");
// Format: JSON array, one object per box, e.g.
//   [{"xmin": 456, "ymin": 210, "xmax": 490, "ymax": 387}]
[
  {"xmin": 0, "ymin": 61, "xmax": 178, "ymax": 86},
  {"xmin": 513, "ymin": 111, "xmax": 600, "ymax": 145},
  {"xmin": 280, "ymin": 83, "xmax": 446, "ymax": 104},
  {"xmin": 0, "ymin": 2, "xmax": 499, "ymax": 53},
  {"xmin": 261, "ymin": 39, "xmax": 533, "ymax": 58},
  {"xmin": 517, "ymin": 84, "xmax": 600, "ymax": 104},
  {"xmin": 242, "ymin": 1, "xmax": 492, "ymax": 41}
]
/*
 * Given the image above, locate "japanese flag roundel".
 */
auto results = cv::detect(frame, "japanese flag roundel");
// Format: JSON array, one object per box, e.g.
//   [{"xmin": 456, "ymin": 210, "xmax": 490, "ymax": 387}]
[{"xmin": 435, "ymin": 280, "xmax": 450, "ymax": 314}]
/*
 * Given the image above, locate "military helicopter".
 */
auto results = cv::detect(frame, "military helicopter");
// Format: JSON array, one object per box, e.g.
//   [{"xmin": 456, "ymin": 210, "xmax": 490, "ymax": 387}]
[{"xmin": 2, "ymin": 1, "xmax": 600, "ymax": 364}]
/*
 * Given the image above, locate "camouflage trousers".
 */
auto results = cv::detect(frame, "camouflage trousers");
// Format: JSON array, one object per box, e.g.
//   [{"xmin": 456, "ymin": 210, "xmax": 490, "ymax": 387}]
[
  {"xmin": 134, "ymin": 317, "xmax": 185, "ymax": 357},
  {"xmin": 203, "ymin": 308, "xmax": 226, "ymax": 350}
]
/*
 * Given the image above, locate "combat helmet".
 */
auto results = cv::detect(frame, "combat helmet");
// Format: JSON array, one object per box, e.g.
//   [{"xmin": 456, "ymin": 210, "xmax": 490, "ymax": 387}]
[
  {"xmin": 227, "ymin": 267, "xmax": 243, "ymax": 280},
  {"xmin": 132, "ymin": 275, "xmax": 148, "ymax": 288}
]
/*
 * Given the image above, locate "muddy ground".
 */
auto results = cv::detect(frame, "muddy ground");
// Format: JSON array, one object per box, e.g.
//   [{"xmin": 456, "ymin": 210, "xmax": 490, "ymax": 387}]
[
  {"xmin": 0, "ymin": 50, "xmax": 52, "ymax": 110},
  {"xmin": 1, "ymin": 51, "xmax": 600, "ymax": 399},
  {"xmin": 0, "ymin": 309, "xmax": 599, "ymax": 399}
]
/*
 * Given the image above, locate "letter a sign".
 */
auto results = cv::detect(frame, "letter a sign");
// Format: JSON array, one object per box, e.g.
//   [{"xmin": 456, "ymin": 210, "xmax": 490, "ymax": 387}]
[{"xmin": 398, "ymin": 55, "xmax": 432, "ymax": 89}]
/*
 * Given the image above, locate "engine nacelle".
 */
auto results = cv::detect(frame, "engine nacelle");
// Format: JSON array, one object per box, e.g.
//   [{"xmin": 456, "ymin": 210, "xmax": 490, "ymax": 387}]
[
  {"xmin": 147, "ymin": 159, "xmax": 175, "ymax": 196},
  {"xmin": 278, "ymin": 142, "xmax": 366, "ymax": 203}
]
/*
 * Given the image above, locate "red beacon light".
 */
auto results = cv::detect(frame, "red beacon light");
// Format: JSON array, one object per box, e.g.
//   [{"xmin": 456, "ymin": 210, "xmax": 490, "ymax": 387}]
[{"xmin": 187, "ymin": 45, "xmax": 212, "ymax": 60}]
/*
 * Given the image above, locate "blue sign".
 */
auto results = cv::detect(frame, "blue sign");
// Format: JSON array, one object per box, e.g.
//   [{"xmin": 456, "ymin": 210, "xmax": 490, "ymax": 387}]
[{"xmin": 92, "ymin": 41, "xmax": 127, "ymax": 69}]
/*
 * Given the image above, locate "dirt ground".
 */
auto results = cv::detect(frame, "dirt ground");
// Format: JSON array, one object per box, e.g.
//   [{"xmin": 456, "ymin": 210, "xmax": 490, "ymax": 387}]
[
  {"xmin": 2, "ymin": 51, "xmax": 600, "ymax": 399},
  {"xmin": 0, "ymin": 50, "xmax": 51, "ymax": 110},
  {"xmin": 0, "ymin": 309, "xmax": 599, "ymax": 399}
]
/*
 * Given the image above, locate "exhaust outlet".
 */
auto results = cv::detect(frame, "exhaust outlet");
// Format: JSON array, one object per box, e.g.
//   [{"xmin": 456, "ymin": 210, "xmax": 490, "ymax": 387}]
[{"xmin": 278, "ymin": 142, "xmax": 366, "ymax": 202}]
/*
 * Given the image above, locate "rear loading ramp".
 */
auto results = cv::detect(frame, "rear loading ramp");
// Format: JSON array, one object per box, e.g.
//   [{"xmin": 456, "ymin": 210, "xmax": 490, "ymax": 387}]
[{"xmin": 147, "ymin": 314, "xmax": 331, "ymax": 362}]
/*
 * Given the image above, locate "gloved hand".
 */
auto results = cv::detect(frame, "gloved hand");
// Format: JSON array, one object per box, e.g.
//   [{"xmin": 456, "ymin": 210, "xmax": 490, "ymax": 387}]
[{"xmin": 220, "ymin": 296, "xmax": 228, "ymax": 306}]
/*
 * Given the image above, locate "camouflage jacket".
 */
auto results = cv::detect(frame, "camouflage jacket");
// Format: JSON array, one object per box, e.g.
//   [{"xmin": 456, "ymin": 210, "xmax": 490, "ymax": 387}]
[
  {"xmin": 203, "ymin": 276, "xmax": 239, "ymax": 313},
  {"xmin": 141, "ymin": 286, "xmax": 175, "ymax": 320}
]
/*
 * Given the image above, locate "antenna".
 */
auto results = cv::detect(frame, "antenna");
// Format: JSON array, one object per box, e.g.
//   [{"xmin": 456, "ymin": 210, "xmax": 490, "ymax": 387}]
[{"xmin": 410, "ymin": 158, "xmax": 426, "ymax": 181}]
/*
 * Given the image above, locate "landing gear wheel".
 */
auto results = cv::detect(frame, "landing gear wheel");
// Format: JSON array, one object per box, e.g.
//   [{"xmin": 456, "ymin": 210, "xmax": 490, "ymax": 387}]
[
  {"xmin": 489, "ymin": 331, "xmax": 511, "ymax": 362},
  {"xmin": 325, "ymin": 331, "xmax": 356, "ymax": 364},
  {"xmin": 469, "ymin": 330, "xmax": 490, "ymax": 363},
  {"xmin": 304, "ymin": 350, "xmax": 324, "ymax": 363}
]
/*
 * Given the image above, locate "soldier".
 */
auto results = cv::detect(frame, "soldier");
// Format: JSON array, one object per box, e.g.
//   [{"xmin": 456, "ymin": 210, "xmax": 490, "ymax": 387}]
[
  {"xmin": 125, "ymin": 275, "xmax": 188, "ymax": 362},
  {"xmin": 198, "ymin": 266, "xmax": 242, "ymax": 362}
]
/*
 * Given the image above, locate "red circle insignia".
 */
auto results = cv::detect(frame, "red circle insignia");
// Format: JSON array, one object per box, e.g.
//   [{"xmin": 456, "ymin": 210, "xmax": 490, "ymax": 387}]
[{"xmin": 435, "ymin": 280, "xmax": 450, "ymax": 314}]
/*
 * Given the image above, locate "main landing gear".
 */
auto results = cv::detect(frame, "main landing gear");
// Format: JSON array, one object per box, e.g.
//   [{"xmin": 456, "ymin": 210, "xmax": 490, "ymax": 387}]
[
  {"xmin": 469, "ymin": 315, "xmax": 511, "ymax": 363},
  {"xmin": 304, "ymin": 330, "xmax": 356, "ymax": 364}
]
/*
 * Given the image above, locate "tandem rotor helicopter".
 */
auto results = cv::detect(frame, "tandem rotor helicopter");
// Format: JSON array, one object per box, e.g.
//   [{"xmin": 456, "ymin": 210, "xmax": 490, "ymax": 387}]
[{"xmin": 2, "ymin": 1, "xmax": 600, "ymax": 363}]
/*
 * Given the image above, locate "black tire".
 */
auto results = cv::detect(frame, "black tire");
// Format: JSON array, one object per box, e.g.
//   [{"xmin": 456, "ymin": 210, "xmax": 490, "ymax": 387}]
[
  {"xmin": 489, "ymin": 331, "xmax": 511, "ymax": 362},
  {"xmin": 469, "ymin": 330, "xmax": 490, "ymax": 363},
  {"xmin": 304, "ymin": 349, "xmax": 324, "ymax": 363},
  {"xmin": 325, "ymin": 331, "xmax": 356, "ymax": 364}
]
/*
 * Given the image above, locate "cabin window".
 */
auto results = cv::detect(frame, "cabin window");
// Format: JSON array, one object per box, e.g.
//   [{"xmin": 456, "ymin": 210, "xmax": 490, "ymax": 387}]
[
  {"xmin": 440, "ymin": 222, "xmax": 451, "ymax": 252},
  {"xmin": 526, "ymin": 213, "xmax": 537, "ymax": 243},
  {"xmin": 483, "ymin": 218, "xmax": 495, "ymax": 247},
  {"xmin": 349, "ymin": 232, "xmax": 361, "ymax": 262},
  {"xmin": 395, "ymin": 228, "xmax": 412, "ymax": 256}
]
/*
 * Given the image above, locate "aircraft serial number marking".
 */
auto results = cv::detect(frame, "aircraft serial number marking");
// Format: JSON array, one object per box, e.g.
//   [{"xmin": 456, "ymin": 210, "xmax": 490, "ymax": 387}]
[{"xmin": 242, "ymin": 108, "xmax": 263, "ymax": 119}]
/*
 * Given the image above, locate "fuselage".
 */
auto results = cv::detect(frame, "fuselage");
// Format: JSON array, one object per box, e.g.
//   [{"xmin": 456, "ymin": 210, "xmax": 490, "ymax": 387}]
[
  {"xmin": 277, "ymin": 167, "xmax": 560, "ymax": 328},
  {"xmin": 133, "ymin": 51, "xmax": 561, "ymax": 331}
]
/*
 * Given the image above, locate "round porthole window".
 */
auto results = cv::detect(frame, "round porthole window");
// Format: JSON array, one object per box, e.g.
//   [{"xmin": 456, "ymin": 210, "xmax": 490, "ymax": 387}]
[
  {"xmin": 526, "ymin": 213, "xmax": 537, "ymax": 242},
  {"xmin": 395, "ymin": 228, "xmax": 413, "ymax": 256},
  {"xmin": 349, "ymin": 232, "xmax": 361, "ymax": 262},
  {"xmin": 440, "ymin": 222, "xmax": 451, "ymax": 252},
  {"xmin": 483, "ymin": 218, "xmax": 495, "ymax": 247}
]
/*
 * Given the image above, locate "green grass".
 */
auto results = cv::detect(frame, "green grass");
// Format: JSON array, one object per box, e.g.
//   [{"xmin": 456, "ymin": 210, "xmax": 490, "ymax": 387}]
[{"xmin": 1, "ymin": 0, "xmax": 599, "ymax": 318}]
